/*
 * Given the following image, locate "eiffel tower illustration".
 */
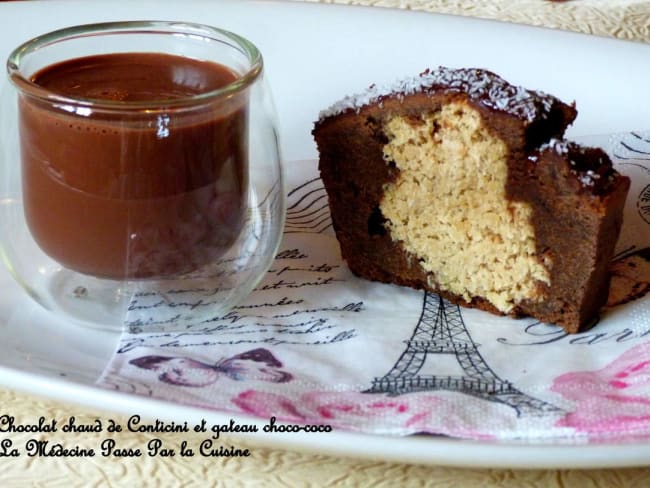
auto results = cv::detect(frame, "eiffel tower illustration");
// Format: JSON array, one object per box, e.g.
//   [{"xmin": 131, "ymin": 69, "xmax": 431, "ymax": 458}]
[{"xmin": 366, "ymin": 292, "xmax": 561, "ymax": 416}]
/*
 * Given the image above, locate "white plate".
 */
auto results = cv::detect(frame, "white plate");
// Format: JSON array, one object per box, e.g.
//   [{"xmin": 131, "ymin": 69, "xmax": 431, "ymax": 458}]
[{"xmin": 1, "ymin": 0, "xmax": 650, "ymax": 469}]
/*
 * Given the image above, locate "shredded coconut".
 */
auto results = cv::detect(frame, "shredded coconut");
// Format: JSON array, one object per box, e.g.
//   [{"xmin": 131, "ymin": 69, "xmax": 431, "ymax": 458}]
[
  {"xmin": 539, "ymin": 139, "xmax": 612, "ymax": 190},
  {"xmin": 318, "ymin": 67, "xmax": 562, "ymax": 122},
  {"xmin": 539, "ymin": 138, "xmax": 571, "ymax": 156},
  {"xmin": 578, "ymin": 174, "xmax": 595, "ymax": 186}
]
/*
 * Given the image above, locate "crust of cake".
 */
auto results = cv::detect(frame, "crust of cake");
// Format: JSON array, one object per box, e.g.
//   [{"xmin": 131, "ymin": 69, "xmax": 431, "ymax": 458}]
[
  {"xmin": 510, "ymin": 145, "xmax": 630, "ymax": 332},
  {"xmin": 313, "ymin": 70, "xmax": 629, "ymax": 333}
]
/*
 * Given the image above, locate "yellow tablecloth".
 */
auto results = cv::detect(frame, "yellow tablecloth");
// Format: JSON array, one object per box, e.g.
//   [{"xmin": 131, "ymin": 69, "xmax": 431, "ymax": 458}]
[
  {"xmin": 3, "ymin": 1, "xmax": 650, "ymax": 485},
  {"xmin": 302, "ymin": 0, "xmax": 650, "ymax": 42}
]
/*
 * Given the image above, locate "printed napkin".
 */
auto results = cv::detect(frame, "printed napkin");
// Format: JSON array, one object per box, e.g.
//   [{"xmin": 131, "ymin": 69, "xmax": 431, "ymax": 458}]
[{"xmin": 99, "ymin": 131, "xmax": 650, "ymax": 443}]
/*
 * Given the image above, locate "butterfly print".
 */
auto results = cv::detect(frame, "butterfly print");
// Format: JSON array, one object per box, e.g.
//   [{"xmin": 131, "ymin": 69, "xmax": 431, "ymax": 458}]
[{"xmin": 129, "ymin": 348, "xmax": 293, "ymax": 387}]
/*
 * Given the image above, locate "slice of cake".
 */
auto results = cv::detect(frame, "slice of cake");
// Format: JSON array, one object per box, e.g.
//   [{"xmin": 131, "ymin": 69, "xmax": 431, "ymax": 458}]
[{"xmin": 313, "ymin": 67, "xmax": 630, "ymax": 333}]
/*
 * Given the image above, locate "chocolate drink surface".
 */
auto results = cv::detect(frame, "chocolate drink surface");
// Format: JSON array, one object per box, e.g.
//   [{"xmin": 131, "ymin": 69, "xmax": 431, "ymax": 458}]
[{"xmin": 19, "ymin": 53, "xmax": 248, "ymax": 279}]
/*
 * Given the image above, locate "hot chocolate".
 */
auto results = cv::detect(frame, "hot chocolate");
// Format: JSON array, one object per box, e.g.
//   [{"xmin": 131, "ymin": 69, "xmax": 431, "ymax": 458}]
[{"xmin": 19, "ymin": 52, "xmax": 248, "ymax": 279}]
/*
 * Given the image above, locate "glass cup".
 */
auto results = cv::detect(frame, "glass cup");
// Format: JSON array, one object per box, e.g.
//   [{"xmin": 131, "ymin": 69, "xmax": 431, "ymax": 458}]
[{"xmin": 0, "ymin": 21, "xmax": 285, "ymax": 332}]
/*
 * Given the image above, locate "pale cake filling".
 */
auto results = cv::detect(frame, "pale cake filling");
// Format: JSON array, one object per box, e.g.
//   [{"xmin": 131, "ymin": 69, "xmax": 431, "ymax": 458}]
[{"xmin": 380, "ymin": 101, "xmax": 550, "ymax": 312}]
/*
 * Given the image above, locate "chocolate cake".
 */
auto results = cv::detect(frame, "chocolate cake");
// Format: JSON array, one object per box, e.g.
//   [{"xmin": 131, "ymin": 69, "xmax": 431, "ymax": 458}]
[{"xmin": 313, "ymin": 67, "xmax": 630, "ymax": 333}]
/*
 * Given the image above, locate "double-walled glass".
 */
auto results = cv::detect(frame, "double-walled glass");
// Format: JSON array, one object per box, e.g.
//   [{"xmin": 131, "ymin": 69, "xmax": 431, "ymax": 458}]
[{"xmin": 0, "ymin": 22, "xmax": 285, "ymax": 331}]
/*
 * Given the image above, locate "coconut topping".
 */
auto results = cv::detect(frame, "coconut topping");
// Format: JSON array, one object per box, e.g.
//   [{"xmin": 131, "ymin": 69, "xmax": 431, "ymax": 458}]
[
  {"xmin": 539, "ymin": 138, "xmax": 571, "ymax": 156},
  {"xmin": 538, "ymin": 138, "xmax": 616, "ymax": 192},
  {"xmin": 318, "ymin": 67, "xmax": 566, "ymax": 123}
]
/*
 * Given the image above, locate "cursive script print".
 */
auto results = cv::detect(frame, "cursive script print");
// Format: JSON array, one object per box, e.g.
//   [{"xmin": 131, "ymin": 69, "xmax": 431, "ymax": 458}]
[
  {"xmin": 497, "ymin": 320, "xmax": 650, "ymax": 347},
  {"xmin": 117, "ymin": 237, "xmax": 361, "ymax": 353}
]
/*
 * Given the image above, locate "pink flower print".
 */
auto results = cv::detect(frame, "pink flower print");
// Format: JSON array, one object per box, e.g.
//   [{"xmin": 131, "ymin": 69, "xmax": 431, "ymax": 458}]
[
  {"xmin": 232, "ymin": 390, "xmax": 495, "ymax": 438},
  {"xmin": 303, "ymin": 391, "xmax": 436, "ymax": 432},
  {"xmin": 608, "ymin": 360, "xmax": 650, "ymax": 392},
  {"xmin": 552, "ymin": 342, "xmax": 650, "ymax": 437},
  {"xmin": 232, "ymin": 390, "xmax": 306, "ymax": 423}
]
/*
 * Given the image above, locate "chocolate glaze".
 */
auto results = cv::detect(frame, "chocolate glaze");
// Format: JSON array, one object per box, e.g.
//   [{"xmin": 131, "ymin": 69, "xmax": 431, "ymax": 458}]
[
  {"xmin": 318, "ymin": 67, "xmax": 577, "ymax": 126},
  {"xmin": 20, "ymin": 53, "xmax": 248, "ymax": 279},
  {"xmin": 532, "ymin": 139, "xmax": 618, "ymax": 194}
]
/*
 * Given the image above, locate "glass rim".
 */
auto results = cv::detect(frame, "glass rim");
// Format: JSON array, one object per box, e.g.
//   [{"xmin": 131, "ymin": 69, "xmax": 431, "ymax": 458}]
[{"xmin": 6, "ymin": 20, "xmax": 263, "ymax": 111}]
